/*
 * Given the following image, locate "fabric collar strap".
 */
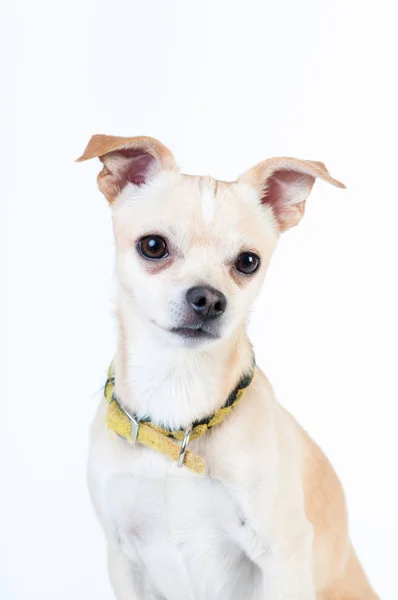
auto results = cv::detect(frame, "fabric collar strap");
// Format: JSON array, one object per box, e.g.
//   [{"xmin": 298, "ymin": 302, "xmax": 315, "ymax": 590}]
[{"xmin": 105, "ymin": 361, "xmax": 255, "ymax": 474}]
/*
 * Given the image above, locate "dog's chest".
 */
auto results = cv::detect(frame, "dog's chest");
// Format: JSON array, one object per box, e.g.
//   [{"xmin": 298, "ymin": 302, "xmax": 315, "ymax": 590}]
[{"xmin": 105, "ymin": 453, "xmax": 262, "ymax": 600}]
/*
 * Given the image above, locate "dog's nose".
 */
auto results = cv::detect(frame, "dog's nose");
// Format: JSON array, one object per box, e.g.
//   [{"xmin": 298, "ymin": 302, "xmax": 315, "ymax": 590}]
[{"xmin": 186, "ymin": 286, "xmax": 227, "ymax": 319}]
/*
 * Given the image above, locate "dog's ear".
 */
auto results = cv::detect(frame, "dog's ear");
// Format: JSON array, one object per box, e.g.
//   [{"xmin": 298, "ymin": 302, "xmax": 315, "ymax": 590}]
[
  {"xmin": 239, "ymin": 157, "xmax": 345, "ymax": 232},
  {"xmin": 76, "ymin": 135, "xmax": 177, "ymax": 202}
]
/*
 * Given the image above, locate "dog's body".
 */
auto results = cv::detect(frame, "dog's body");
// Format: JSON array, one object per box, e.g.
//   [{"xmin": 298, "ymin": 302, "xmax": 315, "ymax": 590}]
[{"xmin": 80, "ymin": 135, "xmax": 378, "ymax": 599}]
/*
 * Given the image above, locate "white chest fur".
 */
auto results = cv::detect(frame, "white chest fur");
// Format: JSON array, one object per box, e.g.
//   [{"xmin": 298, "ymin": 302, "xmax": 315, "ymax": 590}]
[{"xmin": 88, "ymin": 408, "xmax": 265, "ymax": 600}]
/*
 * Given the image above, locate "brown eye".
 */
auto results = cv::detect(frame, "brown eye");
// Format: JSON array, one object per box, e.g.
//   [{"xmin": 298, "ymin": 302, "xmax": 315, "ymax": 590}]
[
  {"xmin": 137, "ymin": 235, "xmax": 168, "ymax": 260},
  {"xmin": 234, "ymin": 252, "xmax": 260, "ymax": 275}
]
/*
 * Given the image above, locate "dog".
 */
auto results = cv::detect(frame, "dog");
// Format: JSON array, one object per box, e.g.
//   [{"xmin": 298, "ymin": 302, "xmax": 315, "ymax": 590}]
[{"xmin": 78, "ymin": 134, "xmax": 378, "ymax": 600}]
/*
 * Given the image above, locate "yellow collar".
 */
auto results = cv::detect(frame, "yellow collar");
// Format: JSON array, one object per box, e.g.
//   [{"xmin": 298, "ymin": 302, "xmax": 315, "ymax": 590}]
[{"xmin": 105, "ymin": 362, "xmax": 255, "ymax": 475}]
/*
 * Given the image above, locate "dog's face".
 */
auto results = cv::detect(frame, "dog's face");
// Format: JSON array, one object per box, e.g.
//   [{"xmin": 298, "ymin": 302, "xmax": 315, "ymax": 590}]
[
  {"xmin": 112, "ymin": 172, "xmax": 277, "ymax": 347},
  {"xmin": 78, "ymin": 135, "xmax": 344, "ymax": 348}
]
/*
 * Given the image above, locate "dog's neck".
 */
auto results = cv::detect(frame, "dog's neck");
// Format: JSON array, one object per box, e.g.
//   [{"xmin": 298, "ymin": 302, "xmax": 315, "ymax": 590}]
[{"xmin": 113, "ymin": 291, "xmax": 253, "ymax": 430}]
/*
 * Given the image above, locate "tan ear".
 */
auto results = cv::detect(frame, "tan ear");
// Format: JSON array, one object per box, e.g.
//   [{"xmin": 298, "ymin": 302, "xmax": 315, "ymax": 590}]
[
  {"xmin": 76, "ymin": 134, "xmax": 177, "ymax": 202},
  {"xmin": 239, "ymin": 157, "xmax": 345, "ymax": 232}
]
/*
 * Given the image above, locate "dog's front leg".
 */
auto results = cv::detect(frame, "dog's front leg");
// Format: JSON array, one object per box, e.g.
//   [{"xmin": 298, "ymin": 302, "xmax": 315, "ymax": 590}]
[
  {"xmin": 237, "ymin": 491, "xmax": 316, "ymax": 599},
  {"xmin": 259, "ymin": 541, "xmax": 317, "ymax": 600},
  {"xmin": 107, "ymin": 540, "xmax": 141, "ymax": 600}
]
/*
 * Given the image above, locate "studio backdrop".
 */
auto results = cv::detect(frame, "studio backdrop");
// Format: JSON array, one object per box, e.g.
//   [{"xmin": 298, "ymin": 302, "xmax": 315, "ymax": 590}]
[{"xmin": 4, "ymin": 1, "xmax": 398, "ymax": 599}]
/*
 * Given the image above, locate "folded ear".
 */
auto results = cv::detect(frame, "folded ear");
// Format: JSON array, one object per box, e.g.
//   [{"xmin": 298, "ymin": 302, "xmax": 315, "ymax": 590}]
[
  {"xmin": 76, "ymin": 134, "xmax": 177, "ymax": 202},
  {"xmin": 239, "ymin": 157, "xmax": 345, "ymax": 232}
]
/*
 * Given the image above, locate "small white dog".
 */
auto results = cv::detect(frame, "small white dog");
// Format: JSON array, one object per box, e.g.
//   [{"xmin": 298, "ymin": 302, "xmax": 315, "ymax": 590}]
[{"xmin": 78, "ymin": 135, "xmax": 378, "ymax": 600}]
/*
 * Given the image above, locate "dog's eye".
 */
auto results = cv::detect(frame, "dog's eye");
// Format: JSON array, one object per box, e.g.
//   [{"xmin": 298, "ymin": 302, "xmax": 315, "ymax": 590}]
[
  {"xmin": 234, "ymin": 252, "xmax": 260, "ymax": 275},
  {"xmin": 137, "ymin": 235, "xmax": 169, "ymax": 260}
]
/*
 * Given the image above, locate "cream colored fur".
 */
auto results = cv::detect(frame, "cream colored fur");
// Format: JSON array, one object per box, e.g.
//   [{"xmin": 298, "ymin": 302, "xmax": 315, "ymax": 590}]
[{"xmin": 80, "ymin": 135, "xmax": 378, "ymax": 599}]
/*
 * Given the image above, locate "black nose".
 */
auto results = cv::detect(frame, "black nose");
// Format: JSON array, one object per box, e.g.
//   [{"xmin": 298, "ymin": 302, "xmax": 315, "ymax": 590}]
[{"xmin": 186, "ymin": 286, "xmax": 227, "ymax": 320}]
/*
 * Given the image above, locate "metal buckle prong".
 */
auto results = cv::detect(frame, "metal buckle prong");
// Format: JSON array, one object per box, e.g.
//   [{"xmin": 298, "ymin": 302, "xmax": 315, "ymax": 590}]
[
  {"xmin": 117, "ymin": 401, "xmax": 140, "ymax": 444},
  {"xmin": 177, "ymin": 426, "xmax": 192, "ymax": 468}
]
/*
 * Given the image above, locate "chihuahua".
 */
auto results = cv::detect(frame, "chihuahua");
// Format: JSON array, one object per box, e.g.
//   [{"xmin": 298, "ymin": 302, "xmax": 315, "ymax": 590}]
[{"xmin": 78, "ymin": 135, "xmax": 378, "ymax": 600}]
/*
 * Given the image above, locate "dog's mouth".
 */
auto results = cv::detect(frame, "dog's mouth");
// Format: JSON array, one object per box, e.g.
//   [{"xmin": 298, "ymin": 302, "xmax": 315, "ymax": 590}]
[{"xmin": 169, "ymin": 326, "xmax": 218, "ymax": 340}]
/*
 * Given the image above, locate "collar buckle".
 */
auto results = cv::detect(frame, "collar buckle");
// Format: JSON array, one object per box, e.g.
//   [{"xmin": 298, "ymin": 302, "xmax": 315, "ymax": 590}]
[{"xmin": 116, "ymin": 400, "xmax": 140, "ymax": 444}]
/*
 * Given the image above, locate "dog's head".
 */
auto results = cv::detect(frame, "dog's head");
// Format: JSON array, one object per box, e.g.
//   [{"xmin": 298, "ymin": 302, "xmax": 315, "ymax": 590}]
[{"xmin": 78, "ymin": 135, "xmax": 344, "ymax": 348}]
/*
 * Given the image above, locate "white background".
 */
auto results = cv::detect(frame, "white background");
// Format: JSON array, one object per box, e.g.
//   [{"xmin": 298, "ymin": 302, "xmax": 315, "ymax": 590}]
[{"xmin": 3, "ymin": 1, "xmax": 398, "ymax": 598}]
